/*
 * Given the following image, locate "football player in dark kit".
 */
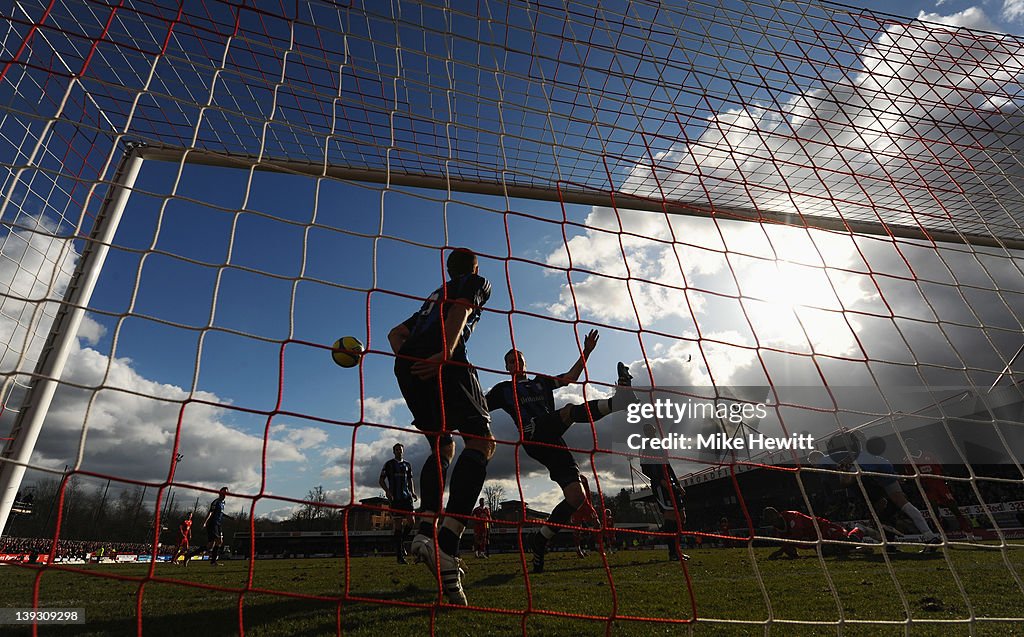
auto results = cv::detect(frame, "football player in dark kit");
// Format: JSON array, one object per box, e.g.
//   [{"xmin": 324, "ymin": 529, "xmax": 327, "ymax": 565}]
[
  {"xmin": 639, "ymin": 422, "xmax": 689, "ymax": 562},
  {"xmin": 185, "ymin": 486, "xmax": 228, "ymax": 566},
  {"xmin": 485, "ymin": 329, "xmax": 637, "ymax": 573},
  {"xmin": 388, "ymin": 247, "xmax": 493, "ymax": 605},
  {"xmin": 379, "ymin": 443, "xmax": 417, "ymax": 563}
]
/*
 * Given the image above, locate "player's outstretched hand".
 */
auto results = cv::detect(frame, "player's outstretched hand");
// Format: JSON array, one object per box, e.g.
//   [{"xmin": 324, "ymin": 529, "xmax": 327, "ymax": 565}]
[
  {"xmin": 583, "ymin": 329, "xmax": 599, "ymax": 355},
  {"xmin": 411, "ymin": 352, "xmax": 445, "ymax": 379}
]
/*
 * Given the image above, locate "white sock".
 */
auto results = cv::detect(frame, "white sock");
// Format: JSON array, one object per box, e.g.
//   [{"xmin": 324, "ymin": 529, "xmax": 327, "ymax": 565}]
[{"xmin": 901, "ymin": 501, "xmax": 932, "ymax": 536}]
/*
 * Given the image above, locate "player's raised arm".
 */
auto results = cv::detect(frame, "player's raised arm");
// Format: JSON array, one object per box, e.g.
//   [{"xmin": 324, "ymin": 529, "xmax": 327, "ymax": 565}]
[{"xmin": 551, "ymin": 329, "xmax": 599, "ymax": 388}]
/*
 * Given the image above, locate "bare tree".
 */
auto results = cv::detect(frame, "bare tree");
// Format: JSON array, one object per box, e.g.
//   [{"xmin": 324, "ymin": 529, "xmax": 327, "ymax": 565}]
[
  {"xmin": 482, "ymin": 483, "xmax": 505, "ymax": 513},
  {"xmin": 294, "ymin": 485, "xmax": 329, "ymax": 523}
]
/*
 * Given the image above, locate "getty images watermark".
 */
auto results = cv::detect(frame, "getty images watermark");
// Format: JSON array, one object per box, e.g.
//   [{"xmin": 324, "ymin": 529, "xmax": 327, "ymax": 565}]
[
  {"xmin": 609, "ymin": 383, "xmax": 1024, "ymax": 465},
  {"xmin": 622, "ymin": 392, "xmax": 815, "ymax": 453}
]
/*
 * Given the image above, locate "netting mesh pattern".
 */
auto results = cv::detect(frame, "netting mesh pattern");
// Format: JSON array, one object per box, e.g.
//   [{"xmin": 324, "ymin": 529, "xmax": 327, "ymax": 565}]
[
  {"xmin": 1, "ymin": 1, "xmax": 1024, "ymax": 635},
  {"xmin": 3, "ymin": 0, "xmax": 1024, "ymax": 240}
]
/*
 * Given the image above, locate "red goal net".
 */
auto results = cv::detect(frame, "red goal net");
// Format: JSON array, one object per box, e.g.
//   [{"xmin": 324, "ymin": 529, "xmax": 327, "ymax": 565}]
[{"xmin": 1, "ymin": 0, "xmax": 1022, "ymax": 634}]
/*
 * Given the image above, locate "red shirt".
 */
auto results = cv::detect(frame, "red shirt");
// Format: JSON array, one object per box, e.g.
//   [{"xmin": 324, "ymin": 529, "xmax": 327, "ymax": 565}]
[
  {"xmin": 778, "ymin": 511, "xmax": 847, "ymax": 542},
  {"xmin": 179, "ymin": 519, "xmax": 192, "ymax": 539},
  {"xmin": 472, "ymin": 506, "xmax": 490, "ymax": 532},
  {"xmin": 903, "ymin": 451, "xmax": 944, "ymax": 477}
]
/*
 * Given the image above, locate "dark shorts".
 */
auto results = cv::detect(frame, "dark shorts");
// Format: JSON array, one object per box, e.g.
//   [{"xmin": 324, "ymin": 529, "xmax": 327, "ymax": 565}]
[
  {"xmin": 391, "ymin": 497, "xmax": 415, "ymax": 513},
  {"xmin": 859, "ymin": 477, "xmax": 896, "ymax": 507},
  {"xmin": 651, "ymin": 479, "xmax": 686, "ymax": 515},
  {"xmin": 206, "ymin": 523, "xmax": 222, "ymax": 543},
  {"xmin": 395, "ymin": 358, "xmax": 490, "ymax": 443},
  {"xmin": 523, "ymin": 411, "xmax": 580, "ymax": 488}
]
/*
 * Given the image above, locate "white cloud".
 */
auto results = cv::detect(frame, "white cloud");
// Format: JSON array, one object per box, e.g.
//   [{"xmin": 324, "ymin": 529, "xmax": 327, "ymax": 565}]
[
  {"xmin": 1003, "ymin": 0, "xmax": 1024, "ymax": 23},
  {"xmin": 543, "ymin": 6, "xmax": 1023, "ymax": 365},
  {"xmin": 0, "ymin": 215, "xmax": 76, "ymax": 375},
  {"xmin": 918, "ymin": 7, "xmax": 1001, "ymax": 31},
  {"xmin": 270, "ymin": 424, "xmax": 329, "ymax": 450},
  {"xmin": 0, "ymin": 219, "xmax": 317, "ymax": 496},
  {"xmin": 361, "ymin": 396, "xmax": 408, "ymax": 425},
  {"xmin": 638, "ymin": 9, "xmax": 1024, "ymax": 228}
]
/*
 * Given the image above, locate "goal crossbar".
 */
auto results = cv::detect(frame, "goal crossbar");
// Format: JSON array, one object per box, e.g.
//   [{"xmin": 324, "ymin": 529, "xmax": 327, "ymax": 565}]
[{"xmin": 136, "ymin": 145, "xmax": 1024, "ymax": 252}]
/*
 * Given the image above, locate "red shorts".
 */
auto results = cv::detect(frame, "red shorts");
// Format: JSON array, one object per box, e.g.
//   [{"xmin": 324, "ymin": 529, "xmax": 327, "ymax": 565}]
[
  {"xmin": 473, "ymin": 528, "xmax": 488, "ymax": 545},
  {"xmin": 924, "ymin": 484, "xmax": 955, "ymax": 506}
]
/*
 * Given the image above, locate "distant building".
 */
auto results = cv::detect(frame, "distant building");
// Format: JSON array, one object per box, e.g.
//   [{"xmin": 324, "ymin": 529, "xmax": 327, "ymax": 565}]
[
  {"xmin": 348, "ymin": 497, "xmax": 393, "ymax": 532},
  {"xmin": 494, "ymin": 500, "xmax": 549, "ymax": 526}
]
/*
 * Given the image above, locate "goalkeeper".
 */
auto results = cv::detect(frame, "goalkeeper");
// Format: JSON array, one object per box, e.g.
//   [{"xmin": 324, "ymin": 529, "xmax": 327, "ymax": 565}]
[
  {"xmin": 485, "ymin": 329, "xmax": 637, "ymax": 573},
  {"xmin": 639, "ymin": 422, "xmax": 689, "ymax": 562}
]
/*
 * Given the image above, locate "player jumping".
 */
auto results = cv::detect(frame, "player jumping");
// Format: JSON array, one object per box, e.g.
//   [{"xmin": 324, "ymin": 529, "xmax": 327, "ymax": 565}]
[
  {"xmin": 389, "ymin": 247, "xmax": 494, "ymax": 605},
  {"xmin": 485, "ymin": 329, "xmax": 637, "ymax": 573}
]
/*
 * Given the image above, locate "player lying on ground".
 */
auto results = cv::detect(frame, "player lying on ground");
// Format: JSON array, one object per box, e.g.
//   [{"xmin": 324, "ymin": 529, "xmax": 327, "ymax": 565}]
[
  {"xmin": 485, "ymin": 329, "xmax": 637, "ymax": 573},
  {"xmin": 389, "ymin": 247, "xmax": 494, "ymax": 605},
  {"xmin": 763, "ymin": 507, "xmax": 875, "ymax": 559}
]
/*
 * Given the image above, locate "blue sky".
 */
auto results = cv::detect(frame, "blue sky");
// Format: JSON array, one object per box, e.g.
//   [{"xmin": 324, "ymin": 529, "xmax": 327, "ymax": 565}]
[{"xmin": 1, "ymin": 0, "xmax": 1023, "ymax": 520}]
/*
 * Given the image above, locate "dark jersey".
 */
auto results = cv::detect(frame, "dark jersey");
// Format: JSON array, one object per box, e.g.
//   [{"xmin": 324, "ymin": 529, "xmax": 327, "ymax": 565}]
[
  {"xmin": 381, "ymin": 459, "xmax": 414, "ymax": 500},
  {"xmin": 207, "ymin": 498, "xmax": 225, "ymax": 528},
  {"xmin": 640, "ymin": 456, "xmax": 682, "ymax": 489},
  {"xmin": 486, "ymin": 375, "xmax": 558, "ymax": 428},
  {"xmin": 399, "ymin": 273, "xmax": 491, "ymax": 361}
]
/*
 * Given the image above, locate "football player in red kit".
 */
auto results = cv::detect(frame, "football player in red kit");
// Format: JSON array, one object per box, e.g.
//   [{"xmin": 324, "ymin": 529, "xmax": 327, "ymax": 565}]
[
  {"xmin": 764, "ymin": 507, "xmax": 866, "ymax": 558},
  {"xmin": 902, "ymin": 439, "xmax": 973, "ymax": 539}
]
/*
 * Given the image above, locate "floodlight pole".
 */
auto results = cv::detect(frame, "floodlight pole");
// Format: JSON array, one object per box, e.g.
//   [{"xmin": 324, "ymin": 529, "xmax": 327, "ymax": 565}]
[{"xmin": 0, "ymin": 144, "xmax": 143, "ymax": 536}]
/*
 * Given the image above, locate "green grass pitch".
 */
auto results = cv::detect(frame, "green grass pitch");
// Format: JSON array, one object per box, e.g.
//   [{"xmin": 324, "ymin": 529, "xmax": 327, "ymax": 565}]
[{"xmin": 1, "ymin": 545, "xmax": 1022, "ymax": 636}]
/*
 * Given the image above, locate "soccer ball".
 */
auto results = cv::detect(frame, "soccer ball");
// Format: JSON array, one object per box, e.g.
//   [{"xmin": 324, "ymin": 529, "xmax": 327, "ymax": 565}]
[{"xmin": 331, "ymin": 336, "xmax": 364, "ymax": 368}]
